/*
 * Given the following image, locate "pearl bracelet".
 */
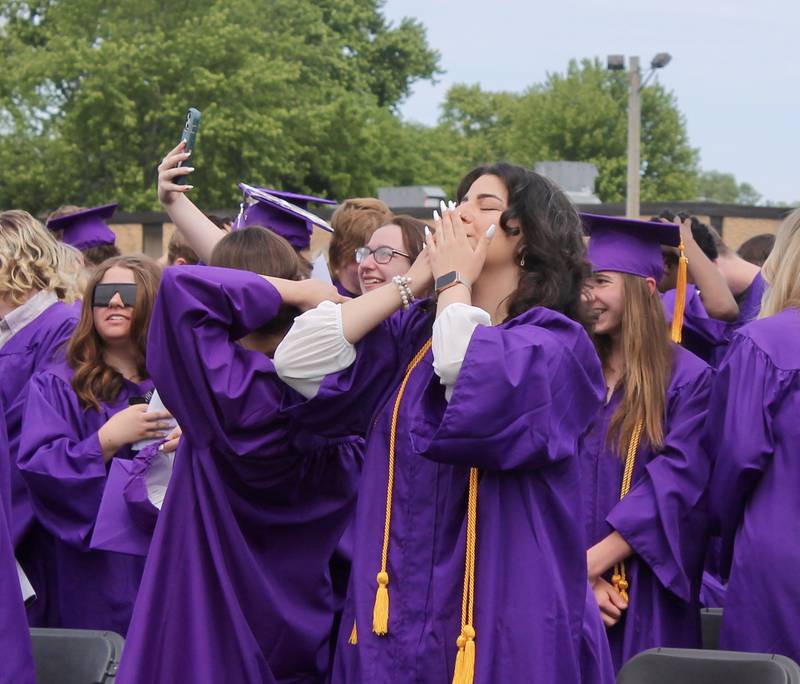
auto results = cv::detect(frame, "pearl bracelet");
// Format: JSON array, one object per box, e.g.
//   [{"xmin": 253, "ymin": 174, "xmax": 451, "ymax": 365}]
[{"xmin": 392, "ymin": 275, "xmax": 414, "ymax": 310}]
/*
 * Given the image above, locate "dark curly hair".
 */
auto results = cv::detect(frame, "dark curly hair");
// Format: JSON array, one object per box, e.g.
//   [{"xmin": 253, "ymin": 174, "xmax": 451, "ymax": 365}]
[{"xmin": 456, "ymin": 163, "xmax": 591, "ymax": 326}]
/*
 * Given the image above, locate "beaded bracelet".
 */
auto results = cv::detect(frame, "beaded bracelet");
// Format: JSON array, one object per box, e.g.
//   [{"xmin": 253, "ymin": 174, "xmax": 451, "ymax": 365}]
[{"xmin": 392, "ymin": 275, "xmax": 414, "ymax": 310}]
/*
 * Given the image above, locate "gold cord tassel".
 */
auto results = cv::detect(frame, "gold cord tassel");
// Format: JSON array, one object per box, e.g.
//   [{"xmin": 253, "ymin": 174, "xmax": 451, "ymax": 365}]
[
  {"xmin": 612, "ymin": 421, "xmax": 644, "ymax": 600},
  {"xmin": 452, "ymin": 468, "xmax": 479, "ymax": 684},
  {"xmin": 372, "ymin": 572, "xmax": 389, "ymax": 635},
  {"xmin": 372, "ymin": 340, "xmax": 432, "ymax": 635},
  {"xmin": 348, "ymin": 620, "xmax": 358, "ymax": 645},
  {"xmin": 670, "ymin": 240, "xmax": 689, "ymax": 344}
]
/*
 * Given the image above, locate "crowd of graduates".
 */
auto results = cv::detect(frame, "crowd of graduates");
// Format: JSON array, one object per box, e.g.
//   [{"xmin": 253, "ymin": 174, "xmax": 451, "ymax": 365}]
[{"xmin": 0, "ymin": 139, "xmax": 797, "ymax": 684}]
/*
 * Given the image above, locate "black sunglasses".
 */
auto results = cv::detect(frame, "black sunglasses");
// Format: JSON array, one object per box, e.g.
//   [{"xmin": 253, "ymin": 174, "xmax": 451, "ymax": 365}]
[{"xmin": 92, "ymin": 283, "xmax": 138, "ymax": 308}]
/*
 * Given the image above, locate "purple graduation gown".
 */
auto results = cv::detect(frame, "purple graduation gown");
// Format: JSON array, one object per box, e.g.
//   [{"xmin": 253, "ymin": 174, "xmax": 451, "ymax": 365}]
[
  {"xmin": 580, "ymin": 344, "xmax": 712, "ymax": 671},
  {"xmin": 708, "ymin": 308, "xmax": 800, "ymax": 659},
  {"xmin": 117, "ymin": 266, "xmax": 361, "ymax": 684},
  {"xmin": 17, "ymin": 360, "xmax": 148, "ymax": 635},
  {"xmin": 0, "ymin": 411, "xmax": 35, "ymax": 684},
  {"xmin": 287, "ymin": 302, "xmax": 613, "ymax": 684},
  {"xmin": 0, "ymin": 299, "xmax": 78, "ymax": 625}
]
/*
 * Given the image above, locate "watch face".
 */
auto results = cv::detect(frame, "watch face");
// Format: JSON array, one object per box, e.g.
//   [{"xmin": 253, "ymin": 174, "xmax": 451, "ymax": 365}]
[{"xmin": 436, "ymin": 271, "xmax": 458, "ymax": 290}]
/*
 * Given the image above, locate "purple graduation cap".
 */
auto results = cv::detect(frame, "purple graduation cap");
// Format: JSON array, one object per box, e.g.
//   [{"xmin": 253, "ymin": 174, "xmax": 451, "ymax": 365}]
[
  {"xmin": 47, "ymin": 203, "xmax": 118, "ymax": 251},
  {"xmin": 582, "ymin": 213, "xmax": 680, "ymax": 281},
  {"xmin": 232, "ymin": 183, "xmax": 336, "ymax": 251}
]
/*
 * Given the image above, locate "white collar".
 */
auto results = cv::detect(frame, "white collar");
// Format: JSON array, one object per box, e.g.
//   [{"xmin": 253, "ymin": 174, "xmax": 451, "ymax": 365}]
[{"xmin": 0, "ymin": 291, "xmax": 60, "ymax": 348}]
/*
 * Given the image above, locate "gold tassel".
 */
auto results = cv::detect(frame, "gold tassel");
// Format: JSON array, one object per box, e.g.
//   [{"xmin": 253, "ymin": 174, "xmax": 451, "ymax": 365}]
[
  {"xmin": 451, "ymin": 633, "xmax": 466, "ymax": 684},
  {"xmin": 372, "ymin": 571, "xmax": 390, "ymax": 635},
  {"xmin": 611, "ymin": 566, "xmax": 630, "ymax": 603},
  {"xmin": 462, "ymin": 625, "xmax": 476, "ymax": 684},
  {"xmin": 670, "ymin": 240, "xmax": 689, "ymax": 344},
  {"xmin": 348, "ymin": 620, "xmax": 358, "ymax": 645}
]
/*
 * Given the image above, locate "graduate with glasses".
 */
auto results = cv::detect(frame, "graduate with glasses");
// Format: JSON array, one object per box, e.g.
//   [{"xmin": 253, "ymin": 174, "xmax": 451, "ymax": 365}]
[
  {"xmin": 354, "ymin": 215, "xmax": 426, "ymax": 294},
  {"xmin": 18, "ymin": 255, "xmax": 170, "ymax": 635},
  {"xmin": 580, "ymin": 215, "xmax": 713, "ymax": 671},
  {"xmin": 275, "ymin": 163, "xmax": 613, "ymax": 684}
]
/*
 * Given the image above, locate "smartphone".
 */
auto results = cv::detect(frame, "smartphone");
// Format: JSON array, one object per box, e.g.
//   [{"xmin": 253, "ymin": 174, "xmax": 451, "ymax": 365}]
[{"xmin": 176, "ymin": 107, "xmax": 201, "ymax": 185}]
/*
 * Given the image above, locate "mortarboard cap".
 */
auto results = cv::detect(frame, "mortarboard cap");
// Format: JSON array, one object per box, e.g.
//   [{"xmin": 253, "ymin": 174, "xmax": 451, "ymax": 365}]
[
  {"xmin": 232, "ymin": 184, "xmax": 336, "ymax": 251},
  {"xmin": 582, "ymin": 213, "xmax": 680, "ymax": 282},
  {"xmin": 47, "ymin": 203, "xmax": 118, "ymax": 251}
]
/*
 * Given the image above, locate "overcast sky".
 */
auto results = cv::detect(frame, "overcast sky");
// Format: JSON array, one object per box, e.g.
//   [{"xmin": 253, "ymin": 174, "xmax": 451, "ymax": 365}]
[{"xmin": 383, "ymin": 0, "xmax": 800, "ymax": 204}]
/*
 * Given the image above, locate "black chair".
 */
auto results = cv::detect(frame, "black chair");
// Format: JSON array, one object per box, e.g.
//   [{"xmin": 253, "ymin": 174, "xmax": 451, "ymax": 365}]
[
  {"xmin": 30, "ymin": 628, "xmax": 124, "ymax": 684},
  {"xmin": 701, "ymin": 607, "xmax": 724, "ymax": 650},
  {"xmin": 617, "ymin": 648, "xmax": 800, "ymax": 684}
]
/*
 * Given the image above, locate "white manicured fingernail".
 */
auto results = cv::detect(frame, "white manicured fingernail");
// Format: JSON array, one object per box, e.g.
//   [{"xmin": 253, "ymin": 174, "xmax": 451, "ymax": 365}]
[
  {"xmin": 440, "ymin": 200, "xmax": 447, "ymax": 214},
  {"xmin": 448, "ymin": 200, "xmax": 456, "ymax": 210},
  {"xmin": 487, "ymin": 224, "xmax": 496, "ymax": 238},
  {"xmin": 424, "ymin": 225, "xmax": 431, "ymax": 237},
  {"xmin": 433, "ymin": 210, "xmax": 440, "ymax": 221}
]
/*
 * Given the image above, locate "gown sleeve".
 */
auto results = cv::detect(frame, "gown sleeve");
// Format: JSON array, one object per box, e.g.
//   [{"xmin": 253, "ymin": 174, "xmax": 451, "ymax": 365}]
[
  {"xmin": 411, "ymin": 319, "xmax": 605, "ymax": 471},
  {"xmin": 605, "ymin": 363, "xmax": 713, "ymax": 602},
  {"xmin": 121, "ymin": 442, "xmax": 169, "ymax": 531},
  {"xmin": 147, "ymin": 265, "xmax": 292, "ymax": 465},
  {"xmin": 17, "ymin": 372, "xmax": 108, "ymax": 547},
  {"xmin": 707, "ymin": 334, "xmax": 780, "ymax": 578},
  {"xmin": 277, "ymin": 300, "xmax": 435, "ymax": 440}
]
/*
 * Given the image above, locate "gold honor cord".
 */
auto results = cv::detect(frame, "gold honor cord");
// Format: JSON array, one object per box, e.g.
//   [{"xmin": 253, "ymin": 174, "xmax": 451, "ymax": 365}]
[
  {"xmin": 348, "ymin": 337, "xmax": 481, "ymax": 683},
  {"xmin": 372, "ymin": 339, "xmax": 433, "ymax": 636},
  {"xmin": 611, "ymin": 420, "xmax": 644, "ymax": 602},
  {"xmin": 452, "ymin": 467, "xmax": 479, "ymax": 684}
]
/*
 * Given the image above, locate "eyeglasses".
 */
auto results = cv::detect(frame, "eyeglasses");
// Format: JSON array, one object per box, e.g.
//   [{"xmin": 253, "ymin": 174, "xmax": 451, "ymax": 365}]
[
  {"xmin": 354, "ymin": 246, "xmax": 411, "ymax": 265},
  {"xmin": 92, "ymin": 283, "xmax": 138, "ymax": 307}
]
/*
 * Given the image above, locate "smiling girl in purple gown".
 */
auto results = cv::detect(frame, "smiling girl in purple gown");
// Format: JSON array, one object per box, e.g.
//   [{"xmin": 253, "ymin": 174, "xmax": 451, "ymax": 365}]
[
  {"xmin": 581, "ymin": 215, "xmax": 713, "ymax": 671},
  {"xmin": 18, "ymin": 255, "xmax": 168, "ymax": 635}
]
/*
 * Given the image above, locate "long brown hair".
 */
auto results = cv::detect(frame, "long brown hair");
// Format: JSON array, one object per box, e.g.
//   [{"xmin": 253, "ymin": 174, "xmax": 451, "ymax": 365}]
[
  {"xmin": 68, "ymin": 255, "xmax": 162, "ymax": 410},
  {"xmin": 209, "ymin": 226, "xmax": 304, "ymax": 336},
  {"xmin": 595, "ymin": 274, "xmax": 672, "ymax": 456}
]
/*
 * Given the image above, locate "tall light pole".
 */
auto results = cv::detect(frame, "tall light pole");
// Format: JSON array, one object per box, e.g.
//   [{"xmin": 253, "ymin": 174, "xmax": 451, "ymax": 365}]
[{"xmin": 607, "ymin": 53, "xmax": 672, "ymax": 218}]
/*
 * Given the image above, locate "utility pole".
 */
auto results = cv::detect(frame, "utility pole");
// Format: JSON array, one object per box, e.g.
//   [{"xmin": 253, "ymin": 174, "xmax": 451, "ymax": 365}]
[{"xmin": 626, "ymin": 56, "xmax": 641, "ymax": 218}]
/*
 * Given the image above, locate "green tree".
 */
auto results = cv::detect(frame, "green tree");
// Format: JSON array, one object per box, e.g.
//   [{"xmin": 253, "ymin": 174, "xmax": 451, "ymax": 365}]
[
  {"xmin": 437, "ymin": 59, "xmax": 700, "ymax": 203},
  {"xmin": 0, "ymin": 0, "xmax": 440, "ymax": 212},
  {"xmin": 697, "ymin": 170, "xmax": 762, "ymax": 205}
]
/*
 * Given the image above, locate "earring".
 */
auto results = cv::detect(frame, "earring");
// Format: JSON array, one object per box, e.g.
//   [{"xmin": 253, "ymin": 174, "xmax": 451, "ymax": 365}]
[{"xmin": 520, "ymin": 254, "xmax": 526, "ymax": 267}]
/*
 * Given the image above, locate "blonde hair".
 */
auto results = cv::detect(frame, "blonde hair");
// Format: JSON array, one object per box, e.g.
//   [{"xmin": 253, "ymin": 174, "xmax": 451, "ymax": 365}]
[
  {"xmin": 0, "ymin": 210, "xmax": 73, "ymax": 305},
  {"xmin": 760, "ymin": 208, "xmax": 800, "ymax": 318},
  {"xmin": 54, "ymin": 242, "xmax": 87, "ymax": 303},
  {"xmin": 595, "ymin": 274, "xmax": 672, "ymax": 455}
]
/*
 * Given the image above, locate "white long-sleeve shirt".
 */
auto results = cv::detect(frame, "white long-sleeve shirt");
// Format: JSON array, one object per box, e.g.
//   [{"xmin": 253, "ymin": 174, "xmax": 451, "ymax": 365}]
[{"xmin": 273, "ymin": 301, "xmax": 491, "ymax": 401}]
